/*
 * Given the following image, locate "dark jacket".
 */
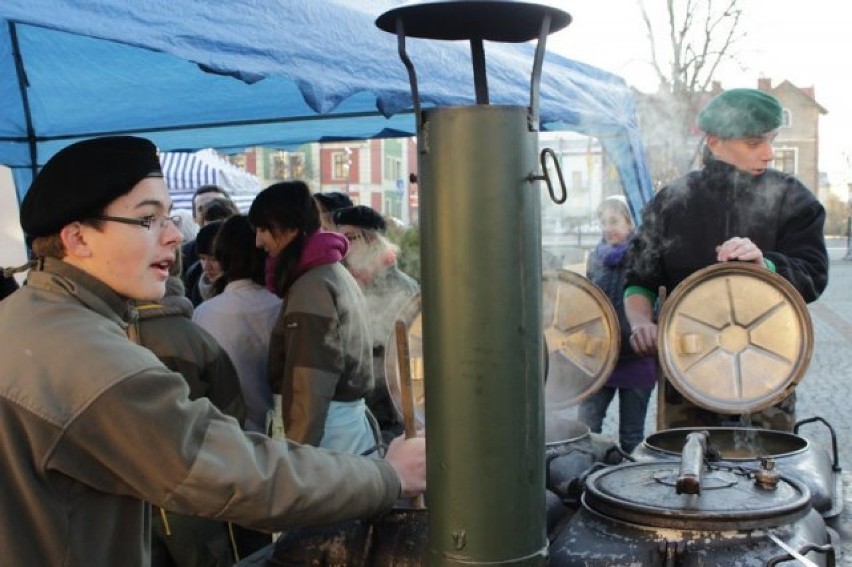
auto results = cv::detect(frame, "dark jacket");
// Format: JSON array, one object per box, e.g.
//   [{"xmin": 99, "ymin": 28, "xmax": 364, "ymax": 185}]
[
  {"xmin": 626, "ymin": 158, "xmax": 828, "ymax": 303},
  {"xmin": 586, "ymin": 241, "xmax": 636, "ymax": 361},
  {"xmin": 0, "ymin": 274, "xmax": 18, "ymax": 301},
  {"xmin": 134, "ymin": 277, "xmax": 246, "ymax": 424}
]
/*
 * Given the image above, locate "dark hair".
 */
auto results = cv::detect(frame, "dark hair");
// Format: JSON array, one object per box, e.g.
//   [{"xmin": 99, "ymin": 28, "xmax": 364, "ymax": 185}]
[
  {"xmin": 195, "ymin": 220, "xmax": 223, "ymax": 256},
  {"xmin": 192, "ymin": 184, "xmax": 229, "ymax": 215},
  {"xmin": 212, "ymin": 215, "xmax": 266, "ymax": 294},
  {"xmin": 248, "ymin": 181, "xmax": 321, "ymax": 296},
  {"xmin": 200, "ymin": 197, "xmax": 239, "ymax": 224},
  {"xmin": 314, "ymin": 191, "xmax": 353, "ymax": 213}
]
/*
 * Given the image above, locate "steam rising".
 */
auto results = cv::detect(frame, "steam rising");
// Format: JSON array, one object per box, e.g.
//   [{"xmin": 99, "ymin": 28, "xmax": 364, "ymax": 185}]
[{"xmin": 627, "ymin": 151, "xmax": 801, "ymax": 289}]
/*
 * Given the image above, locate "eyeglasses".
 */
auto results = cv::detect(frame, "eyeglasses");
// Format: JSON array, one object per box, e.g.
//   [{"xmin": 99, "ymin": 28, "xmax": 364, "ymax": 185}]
[{"xmin": 90, "ymin": 214, "xmax": 182, "ymax": 231}]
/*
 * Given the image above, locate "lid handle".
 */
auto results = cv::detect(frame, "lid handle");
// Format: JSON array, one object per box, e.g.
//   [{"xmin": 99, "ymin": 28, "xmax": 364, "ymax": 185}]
[{"xmin": 676, "ymin": 430, "xmax": 710, "ymax": 495}]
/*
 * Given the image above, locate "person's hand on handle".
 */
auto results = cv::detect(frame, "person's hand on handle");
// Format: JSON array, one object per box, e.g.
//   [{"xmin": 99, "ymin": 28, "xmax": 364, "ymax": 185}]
[
  {"xmin": 629, "ymin": 322, "xmax": 658, "ymax": 357},
  {"xmin": 385, "ymin": 434, "xmax": 426, "ymax": 498},
  {"xmin": 716, "ymin": 236, "xmax": 764, "ymax": 266},
  {"xmin": 624, "ymin": 293, "xmax": 658, "ymax": 357}
]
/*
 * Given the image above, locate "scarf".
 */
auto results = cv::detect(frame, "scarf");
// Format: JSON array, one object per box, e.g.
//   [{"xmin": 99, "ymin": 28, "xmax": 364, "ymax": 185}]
[
  {"xmin": 297, "ymin": 230, "xmax": 348, "ymax": 275},
  {"xmin": 595, "ymin": 236, "xmax": 632, "ymax": 268},
  {"xmin": 265, "ymin": 230, "xmax": 348, "ymax": 294}
]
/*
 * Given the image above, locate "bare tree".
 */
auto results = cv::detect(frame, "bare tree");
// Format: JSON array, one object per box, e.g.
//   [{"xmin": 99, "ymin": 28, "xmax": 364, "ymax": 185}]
[{"xmin": 637, "ymin": 0, "xmax": 746, "ymax": 187}]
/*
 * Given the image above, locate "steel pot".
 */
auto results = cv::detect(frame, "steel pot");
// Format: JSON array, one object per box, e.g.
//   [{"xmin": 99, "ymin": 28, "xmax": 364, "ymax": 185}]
[
  {"xmin": 632, "ymin": 421, "xmax": 843, "ymax": 520},
  {"xmin": 549, "ymin": 461, "xmax": 835, "ymax": 566}
]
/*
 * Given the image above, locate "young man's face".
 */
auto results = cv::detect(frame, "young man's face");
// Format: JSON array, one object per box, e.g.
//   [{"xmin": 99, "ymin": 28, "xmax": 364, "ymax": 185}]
[
  {"xmin": 707, "ymin": 131, "xmax": 777, "ymax": 176},
  {"xmin": 68, "ymin": 177, "xmax": 182, "ymax": 300}
]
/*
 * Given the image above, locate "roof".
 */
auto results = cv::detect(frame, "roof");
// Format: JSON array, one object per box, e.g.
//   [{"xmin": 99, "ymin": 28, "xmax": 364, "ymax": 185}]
[{"xmin": 0, "ymin": 0, "xmax": 654, "ymax": 217}]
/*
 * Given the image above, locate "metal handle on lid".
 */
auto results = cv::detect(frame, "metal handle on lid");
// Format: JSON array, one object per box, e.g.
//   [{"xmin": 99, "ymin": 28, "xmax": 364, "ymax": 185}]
[
  {"xmin": 676, "ymin": 430, "xmax": 710, "ymax": 495},
  {"xmin": 530, "ymin": 147, "xmax": 567, "ymax": 204}
]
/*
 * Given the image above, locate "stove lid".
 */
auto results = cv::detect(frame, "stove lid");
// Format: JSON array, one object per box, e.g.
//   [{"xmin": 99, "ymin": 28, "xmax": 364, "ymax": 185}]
[
  {"xmin": 543, "ymin": 269, "xmax": 620, "ymax": 410},
  {"xmin": 584, "ymin": 462, "xmax": 811, "ymax": 530},
  {"xmin": 657, "ymin": 263, "xmax": 813, "ymax": 415},
  {"xmin": 384, "ymin": 269, "xmax": 620, "ymax": 424}
]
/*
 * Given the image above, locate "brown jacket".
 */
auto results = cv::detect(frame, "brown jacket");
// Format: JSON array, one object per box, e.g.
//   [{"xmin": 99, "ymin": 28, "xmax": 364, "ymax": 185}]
[
  {"xmin": 269, "ymin": 262, "xmax": 374, "ymax": 446},
  {"xmin": 0, "ymin": 259, "xmax": 398, "ymax": 566}
]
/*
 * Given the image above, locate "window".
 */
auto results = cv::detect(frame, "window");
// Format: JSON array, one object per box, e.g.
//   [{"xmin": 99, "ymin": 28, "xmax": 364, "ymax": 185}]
[
  {"xmin": 773, "ymin": 148, "xmax": 796, "ymax": 175},
  {"xmin": 229, "ymin": 154, "xmax": 247, "ymax": 170},
  {"xmin": 781, "ymin": 109, "xmax": 792, "ymax": 128},
  {"xmin": 332, "ymin": 152, "xmax": 349, "ymax": 180},
  {"xmin": 272, "ymin": 152, "xmax": 289, "ymax": 180},
  {"xmin": 385, "ymin": 155, "xmax": 401, "ymax": 181},
  {"xmin": 290, "ymin": 154, "xmax": 304, "ymax": 179}
]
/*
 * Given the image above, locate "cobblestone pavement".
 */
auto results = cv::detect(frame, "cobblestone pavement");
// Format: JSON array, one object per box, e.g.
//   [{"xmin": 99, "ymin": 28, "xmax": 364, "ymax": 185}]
[{"xmin": 591, "ymin": 250, "xmax": 852, "ymax": 564}]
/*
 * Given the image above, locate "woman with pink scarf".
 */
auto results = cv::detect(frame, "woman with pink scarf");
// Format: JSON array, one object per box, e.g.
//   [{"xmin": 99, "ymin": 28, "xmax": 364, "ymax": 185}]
[{"xmin": 249, "ymin": 182, "xmax": 378, "ymax": 456}]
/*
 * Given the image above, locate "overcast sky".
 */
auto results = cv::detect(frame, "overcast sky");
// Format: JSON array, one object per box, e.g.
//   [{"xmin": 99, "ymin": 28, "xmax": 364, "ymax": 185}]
[{"xmin": 548, "ymin": 0, "xmax": 851, "ymax": 187}]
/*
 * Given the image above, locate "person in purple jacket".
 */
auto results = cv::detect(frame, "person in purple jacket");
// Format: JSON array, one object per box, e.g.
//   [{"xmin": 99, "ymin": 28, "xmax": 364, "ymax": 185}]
[{"xmin": 577, "ymin": 196, "xmax": 657, "ymax": 452}]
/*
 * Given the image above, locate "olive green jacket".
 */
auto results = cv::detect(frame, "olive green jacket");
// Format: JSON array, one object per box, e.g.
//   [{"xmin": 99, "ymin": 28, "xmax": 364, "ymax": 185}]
[{"xmin": 0, "ymin": 258, "xmax": 399, "ymax": 566}]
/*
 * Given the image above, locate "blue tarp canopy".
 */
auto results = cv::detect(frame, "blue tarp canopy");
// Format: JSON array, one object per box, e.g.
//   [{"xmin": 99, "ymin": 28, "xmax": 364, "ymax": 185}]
[{"xmin": 0, "ymin": 0, "xmax": 653, "ymax": 217}]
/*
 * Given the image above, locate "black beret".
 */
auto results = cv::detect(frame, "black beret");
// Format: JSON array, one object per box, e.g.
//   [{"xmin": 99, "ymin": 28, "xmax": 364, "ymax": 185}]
[
  {"xmin": 698, "ymin": 88, "xmax": 782, "ymax": 138},
  {"xmin": 20, "ymin": 136, "xmax": 162, "ymax": 238},
  {"xmin": 332, "ymin": 205, "xmax": 386, "ymax": 232},
  {"xmin": 314, "ymin": 191, "xmax": 353, "ymax": 213}
]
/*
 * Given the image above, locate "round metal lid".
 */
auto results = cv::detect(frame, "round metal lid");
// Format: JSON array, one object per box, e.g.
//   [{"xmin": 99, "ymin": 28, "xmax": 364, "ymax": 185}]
[
  {"xmin": 658, "ymin": 263, "xmax": 813, "ymax": 415},
  {"xmin": 376, "ymin": 1, "xmax": 572, "ymax": 43},
  {"xmin": 384, "ymin": 270, "xmax": 620, "ymax": 425},
  {"xmin": 584, "ymin": 462, "xmax": 811, "ymax": 530},
  {"xmin": 543, "ymin": 269, "xmax": 620, "ymax": 410}
]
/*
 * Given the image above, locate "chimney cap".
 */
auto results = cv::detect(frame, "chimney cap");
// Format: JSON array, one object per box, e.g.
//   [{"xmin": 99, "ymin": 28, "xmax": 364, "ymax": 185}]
[{"xmin": 376, "ymin": 1, "xmax": 571, "ymax": 43}]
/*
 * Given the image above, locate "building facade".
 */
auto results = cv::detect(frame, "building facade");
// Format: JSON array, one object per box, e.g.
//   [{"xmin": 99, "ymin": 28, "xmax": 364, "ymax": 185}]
[
  {"xmin": 635, "ymin": 78, "xmax": 826, "ymax": 196},
  {"xmin": 759, "ymin": 78, "xmax": 827, "ymax": 195},
  {"xmin": 234, "ymin": 139, "xmax": 418, "ymax": 225}
]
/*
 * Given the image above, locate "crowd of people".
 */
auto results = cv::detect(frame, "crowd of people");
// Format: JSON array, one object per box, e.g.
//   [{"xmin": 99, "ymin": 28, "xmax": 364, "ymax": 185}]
[
  {"xmin": 0, "ymin": 87, "xmax": 830, "ymax": 565},
  {"xmin": 0, "ymin": 137, "xmax": 424, "ymax": 566}
]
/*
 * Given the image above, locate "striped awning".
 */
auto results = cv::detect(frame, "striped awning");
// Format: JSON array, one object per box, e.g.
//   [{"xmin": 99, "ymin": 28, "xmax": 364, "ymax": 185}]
[
  {"xmin": 169, "ymin": 190, "xmax": 254, "ymax": 214},
  {"xmin": 159, "ymin": 151, "xmax": 218, "ymax": 192}
]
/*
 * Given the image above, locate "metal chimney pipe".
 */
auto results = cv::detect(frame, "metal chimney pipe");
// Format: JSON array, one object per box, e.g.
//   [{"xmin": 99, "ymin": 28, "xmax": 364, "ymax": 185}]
[
  {"xmin": 377, "ymin": 4, "xmax": 571, "ymax": 566},
  {"xmin": 419, "ymin": 105, "xmax": 544, "ymax": 566}
]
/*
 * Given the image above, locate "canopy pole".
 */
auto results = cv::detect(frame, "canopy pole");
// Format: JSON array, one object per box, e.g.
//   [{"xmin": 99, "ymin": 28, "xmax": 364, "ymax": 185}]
[
  {"xmin": 9, "ymin": 21, "xmax": 38, "ymax": 202},
  {"xmin": 0, "ymin": 108, "xmax": 417, "ymax": 145}
]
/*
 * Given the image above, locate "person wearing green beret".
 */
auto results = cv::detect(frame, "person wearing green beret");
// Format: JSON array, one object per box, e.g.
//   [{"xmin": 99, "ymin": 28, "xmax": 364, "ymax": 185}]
[
  {"xmin": 0, "ymin": 136, "xmax": 426, "ymax": 566},
  {"xmin": 622, "ymin": 88, "xmax": 828, "ymax": 432}
]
